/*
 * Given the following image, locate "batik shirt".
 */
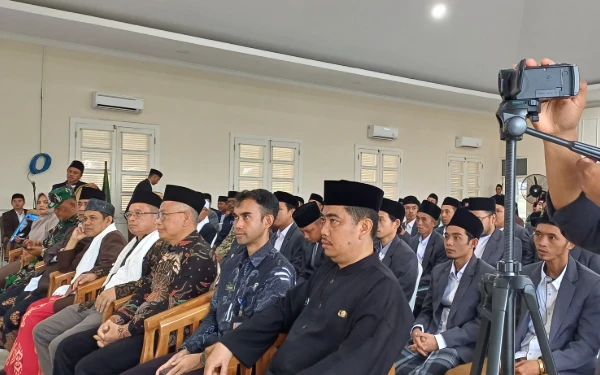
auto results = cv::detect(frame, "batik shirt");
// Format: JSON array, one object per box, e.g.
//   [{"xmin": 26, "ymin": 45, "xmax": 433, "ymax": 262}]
[
  {"xmin": 180, "ymin": 242, "xmax": 295, "ymax": 354},
  {"xmin": 215, "ymin": 227, "xmax": 236, "ymax": 258},
  {"xmin": 78, "ymin": 238, "xmax": 168, "ymax": 311},
  {"xmin": 112, "ymin": 231, "xmax": 217, "ymax": 336},
  {"xmin": 4, "ymin": 215, "xmax": 78, "ymax": 290}
]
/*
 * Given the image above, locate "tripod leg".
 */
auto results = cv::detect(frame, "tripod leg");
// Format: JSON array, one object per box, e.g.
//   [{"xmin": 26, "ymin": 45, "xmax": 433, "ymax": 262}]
[
  {"xmin": 501, "ymin": 288, "xmax": 516, "ymax": 375},
  {"xmin": 470, "ymin": 314, "xmax": 491, "ymax": 375},
  {"xmin": 521, "ymin": 284, "xmax": 559, "ymax": 375},
  {"xmin": 486, "ymin": 283, "xmax": 509, "ymax": 375}
]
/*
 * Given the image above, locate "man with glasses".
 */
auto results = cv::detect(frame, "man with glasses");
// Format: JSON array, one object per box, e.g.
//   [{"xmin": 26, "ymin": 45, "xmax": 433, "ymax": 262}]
[
  {"xmin": 31, "ymin": 191, "xmax": 162, "ymax": 375},
  {"xmin": 53, "ymin": 185, "xmax": 218, "ymax": 375},
  {"xmin": 467, "ymin": 197, "xmax": 522, "ymax": 266}
]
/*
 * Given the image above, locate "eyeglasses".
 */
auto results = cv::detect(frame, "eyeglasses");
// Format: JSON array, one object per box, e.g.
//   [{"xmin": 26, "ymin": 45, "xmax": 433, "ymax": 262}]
[
  {"xmin": 155, "ymin": 211, "xmax": 187, "ymax": 221},
  {"xmin": 124, "ymin": 212, "xmax": 156, "ymax": 220}
]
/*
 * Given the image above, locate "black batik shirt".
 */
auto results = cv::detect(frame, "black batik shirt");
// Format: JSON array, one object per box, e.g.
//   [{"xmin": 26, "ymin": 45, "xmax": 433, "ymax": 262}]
[
  {"xmin": 180, "ymin": 242, "xmax": 295, "ymax": 354},
  {"xmin": 220, "ymin": 253, "xmax": 415, "ymax": 375},
  {"xmin": 112, "ymin": 231, "xmax": 217, "ymax": 335}
]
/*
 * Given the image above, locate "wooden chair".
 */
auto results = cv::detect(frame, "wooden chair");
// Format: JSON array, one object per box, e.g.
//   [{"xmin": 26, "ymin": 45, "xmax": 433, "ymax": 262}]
[
  {"xmin": 47, "ymin": 271, "xmax": 75, "ymax": 297},
  {"xmin": 34, "ymin": 261, "xmax": 46, "ymax": 273},
  {"xmin": 140, "ymin": 290, "xmax": 215, "ymax": 363},
  {"xmin": 102, "ymin": 295, "xmax": 132, "ymax": 322},
  {"xmin": 74, "ymin": 276, "xmax": 107, "ymax": 304}
]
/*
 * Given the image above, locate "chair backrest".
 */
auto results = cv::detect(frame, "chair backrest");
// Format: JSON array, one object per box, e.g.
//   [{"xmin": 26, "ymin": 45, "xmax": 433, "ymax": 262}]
[
  {"xmin": 140, "ymin": 290, "xmax": 215, "ymax": 363},
  {"xmin": 155, "ymin": 303, "xmax": 211, "ymax": 357},
  {"xmin": 409, "ymin": 263, "xmax": 423, "ymax": 311}
]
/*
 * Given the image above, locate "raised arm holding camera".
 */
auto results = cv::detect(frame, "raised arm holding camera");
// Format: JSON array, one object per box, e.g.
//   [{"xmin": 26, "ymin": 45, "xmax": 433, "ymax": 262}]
[{"xmin": 522, "ymin": 58, "xmax": 600, "ymax": 253}]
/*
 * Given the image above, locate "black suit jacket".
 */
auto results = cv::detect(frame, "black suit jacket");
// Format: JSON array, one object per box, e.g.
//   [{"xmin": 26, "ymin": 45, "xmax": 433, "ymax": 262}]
[
  {"xmin": 407, "ymin": 231, "xmax": 447, "ymax": 287},
  {"xmin": 297, "ymin": 242, "xmax": 328, "ymax": 283},
  {"xmin": 415, "ymin": 257, "xmax": 494, "ymax": 363},
  {"xmin": 2, "ymin": 209, "xmax": 28, "ymax": 246},
  {"xmin": 380, "ymin": 235, "xmax": 419, "ymax": 301},
  {"xmin": 51, "ymin": 180, "xmax": 86, "ymax": 191},
  {"xmin": 272, "ymin": 223, "xmax": 311, "ymax": 275},
  {"xmin": 400, "ymin": 220, "xmax": 419, "ymax": 243},
  {"xmin": 478, "ymin": 228, "xmax": 522, "ymax": 266}
]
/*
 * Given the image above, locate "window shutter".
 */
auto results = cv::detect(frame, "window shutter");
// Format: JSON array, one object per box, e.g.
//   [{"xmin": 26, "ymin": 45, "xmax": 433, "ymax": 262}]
[
  {"xmin": 447, "ymin": 156, "xmax": 484, "ymax": 200},
  {"xmin": 355, "ymin": 147, "xmax": 402, "ymax": 200},
  {"xmin": 119, "ymin": 129, "xmax": 154, "ymax": 212},
  {"xmin": 78, "ymin": 128, "xmax": 115, "ymax": 188}
]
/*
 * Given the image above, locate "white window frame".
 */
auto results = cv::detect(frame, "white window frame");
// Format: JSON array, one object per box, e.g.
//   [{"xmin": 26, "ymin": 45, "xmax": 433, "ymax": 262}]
[
  {"xmin": 446, "ymin": 154, "xmax": 485, "ymax": 200},
  {"xmin": 354, "ymin": 145, "xmax": 403, "ymax": 200},
  {"xmin": 229, "ymin": 134, "xmax": 302, "ymax": 194},
  {"xmin": 69, "ymin": 118, "xmax": 160, "ymax": 230},
  {"xmin": 500, "ymin": 157, "xmax": 529, "ymax": 220}
]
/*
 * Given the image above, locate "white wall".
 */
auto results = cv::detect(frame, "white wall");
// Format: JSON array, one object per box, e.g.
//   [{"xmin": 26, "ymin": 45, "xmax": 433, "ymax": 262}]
[{"xmin": 0, "ymin": 38, "xmax": 508, "ymax": 208}]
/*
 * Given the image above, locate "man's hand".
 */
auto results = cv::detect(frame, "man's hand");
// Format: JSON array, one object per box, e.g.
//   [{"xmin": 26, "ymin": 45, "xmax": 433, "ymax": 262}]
[
  {"xmin": 418, "ymin": 333, "xmax": 439, "ymax": 353},
  {"xmin": 155, "ymin": 349, "xmax": 190, "ymax": 375},
  {"xmin": 204, "ymin": 343, "xmax": 233, "ymax": 375},
  {"xmin": 14, "ymin": 237, "xmax": 22, "ymax": 244},
  {"xmin": 410, "ymin": 328, "xmax": 429, "ymax": 357},
  {"xmin": 576, "ymin": 157, "xmax": 600, "ymax": 206},
  {"xmin": 73, "ymin": 273, "xmax": 98, "ymax": 289},
  {"xmin": 95, "ymin": 287, "xmax": 117, "ymax": 313},
  {"xmin": 93, "ymin": 320, "xmax": 123, "ymax": 347},
  {"xmin": 69, "ymin": 227, "xmax": 87, "ymax": 244},
  {"xmin": 158, "ymin": 351, "xmax": 202, "ymax": 375},
  {"xmin": 524, "ymin": 58, "xmax": 587, "ymax": 138},
  {"xmin": 515, "ymin": 360, "xmax": 541, "ymax": 375}
]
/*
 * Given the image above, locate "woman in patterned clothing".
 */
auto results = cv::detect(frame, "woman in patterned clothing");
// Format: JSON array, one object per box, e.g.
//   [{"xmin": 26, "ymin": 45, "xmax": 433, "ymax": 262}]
[{"xmin": 53, "ymin": 185, "xmax": 218, "ymax": 375}]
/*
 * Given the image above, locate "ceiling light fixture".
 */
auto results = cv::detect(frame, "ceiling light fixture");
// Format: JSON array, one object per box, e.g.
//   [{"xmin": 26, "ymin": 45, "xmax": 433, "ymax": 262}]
[{"xmin": 431, "ymin": 4, "xmax": 447, "ymax": 19}]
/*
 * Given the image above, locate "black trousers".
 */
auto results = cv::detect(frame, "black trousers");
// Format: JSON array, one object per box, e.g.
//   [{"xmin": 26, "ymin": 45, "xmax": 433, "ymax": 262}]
[{"xmin": 52, "ymin": 327, "xmax": 144, "ymax": 375}]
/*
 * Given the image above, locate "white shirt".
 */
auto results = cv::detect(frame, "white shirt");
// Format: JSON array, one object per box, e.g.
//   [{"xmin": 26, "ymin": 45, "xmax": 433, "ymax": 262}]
[
  {"xmin": 405, "ymin": 219, "xmax": 416, "ymax": 235},
  {"xmin": 416, "ymin": 233, "xmax": 431, "ymax": 264},
  {"xmin": 274, "ymin": 222, "xmax": 294, "ymax": 251},
  {"xmin": 15, "ymin": 210, "xmax": 25, "ymax": 224},
  {"xmin": 474, "ymin": 234, "xmax": 491, "ymax": 259},
  {"xmin": 515, "ymin": 263, "xmax": 567, "ymax": 360},
  {"xmin": 412, "ymin": 259, "xmax": 470, "ymax": 349}
]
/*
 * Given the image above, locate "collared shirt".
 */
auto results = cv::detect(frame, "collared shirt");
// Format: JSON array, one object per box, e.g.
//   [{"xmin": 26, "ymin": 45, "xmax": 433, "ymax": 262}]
[
  {"xmin": 416, "ymin": 233, "xmax": 431, "ymax": 264},
  {"xmin": 434, "ymin": 259, "xmax": 470, "ymax": 349},
  {"xmin": 516, "ymin": 262, "xmax": 567, "ymax": 360},
  {"xmin": 377, "ymin": 240, "xmax": 393, "ymax": 261},
  {"xmin": 181, "ymin": 242, "xmax": 295, "ymax": 353},
  {"xmin": 405, "ymin": 219, "xmax": 416, "ymax": 234},
  {"xmin": 274, "ymin": 222, "xmax": 294, "ymax": 252},
  {"xmin": 15, "ymin": 210, "xmax": 25, "ymax": 225},
  {"xmin": 112, "ymin": 231, "xmax": 217, "ymax": 336},
  {"xmin": 474, "ymin": 234, "xmax": 491, "ymax": 259}
]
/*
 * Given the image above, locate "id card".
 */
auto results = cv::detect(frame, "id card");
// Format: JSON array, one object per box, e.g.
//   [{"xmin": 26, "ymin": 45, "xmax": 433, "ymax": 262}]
[{"xmin": 232, "ymin": 316, "xmax": 244, "ymax": 329}]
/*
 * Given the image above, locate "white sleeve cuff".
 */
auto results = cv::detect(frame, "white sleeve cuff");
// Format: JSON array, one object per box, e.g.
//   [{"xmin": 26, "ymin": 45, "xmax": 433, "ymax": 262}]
[
  {"xmin": 434, "ymin": 334, "xmax": 447, "ymax": 350},
  {"xmin": 411, "ymin": 325, "xmax": 424, "ymax": 334}
]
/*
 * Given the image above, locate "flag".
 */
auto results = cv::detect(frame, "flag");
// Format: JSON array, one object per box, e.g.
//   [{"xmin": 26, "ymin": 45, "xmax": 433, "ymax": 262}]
[{"xmin": 102, "ymin": 160, "xmax": 111, "ymax": 203}]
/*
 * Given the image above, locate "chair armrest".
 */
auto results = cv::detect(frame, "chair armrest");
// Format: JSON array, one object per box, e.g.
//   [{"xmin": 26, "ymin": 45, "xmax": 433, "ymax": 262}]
[
  {"xmin": 8, "ymin": 249, "xmax": 22, "ymax": 263},
  {"xmin": 35, "ymin": 261, "xmax": 46, "ymax": 273},
  {"xmin": 48, "ymin": 271, "xmax": 76, "ymax": 297},
  {"xmin": 154, "ymin": 303, "xmax": 211, "ymax": 358},
  {"xmin": 248, "ymin": 334, "xmax": 287, "ymax": 375},
  {"xmin": 74, "ymin": 277, "xmax": 107, "ymax": 304},
  {"xmin": 102, "ymin": 295, "xmax": 132, "ymax": 322},
  {"xmin": 140, "ymin": 290, "xmax": 215, "ymax": 364}
]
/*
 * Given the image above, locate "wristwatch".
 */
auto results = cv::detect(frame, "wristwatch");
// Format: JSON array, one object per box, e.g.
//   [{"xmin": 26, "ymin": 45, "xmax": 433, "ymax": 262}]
[{"xmin": 537, "ymin": 358, "xmax": 547, "ymax": 375}]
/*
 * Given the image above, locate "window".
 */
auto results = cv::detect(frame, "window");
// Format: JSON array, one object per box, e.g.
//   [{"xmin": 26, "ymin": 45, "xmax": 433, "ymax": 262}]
[
  {"xmin": 70, "ymin": 118, "xmax": 159, "ymax": 218},
  {"xmin": 355, "ymin": 146, "xmax": 403, "ymax": 200},
  {"xmin": 447, "ymin": 155, "xmax": 484, "ymax": 200},
  {"xmin": 230, "ymin": 136, "xmax": 301, "ymax": 194}
]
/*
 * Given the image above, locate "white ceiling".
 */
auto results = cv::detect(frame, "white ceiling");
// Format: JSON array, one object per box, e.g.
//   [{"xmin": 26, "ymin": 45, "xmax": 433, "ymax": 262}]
[{"xmin": 2, "ymin": 0, "xmax": 600, "ymax": 112}]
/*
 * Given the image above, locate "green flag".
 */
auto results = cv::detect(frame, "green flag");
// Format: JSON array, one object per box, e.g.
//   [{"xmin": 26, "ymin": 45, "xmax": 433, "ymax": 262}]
[{"xmin": 102, "ymin": 161, "xmax": 111, "ymax": 203}]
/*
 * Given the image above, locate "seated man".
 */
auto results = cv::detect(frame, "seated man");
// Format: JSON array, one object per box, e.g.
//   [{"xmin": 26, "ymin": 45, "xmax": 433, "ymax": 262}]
[
  {"xmin": 292, "ymin": 201, "xmax": 327, "ymax": 283},
  {"xmin": 4, "ymin": 198, "xmax": 126, "ymax": 375},
  {"xmin": 32, "ymin": 191, "xmax": 162, "ymax": 375},
  {"xmin": 197, "ymin": 200, "xmax": 218, "ymax": 246},
  {"xmin": 395, "ymin": 208, "xmax": 493, "ymax": 375},
  {"xmin": 214, "ymin": 191, "xmax": 237, "ymax": 248},
  {"xmin": 436, "ymin": 197, "xmax": 461, "ymax": 236},
  {"xmin": 467, "ymin": 197, "xmax": 522, "ymax": 266},
  {"xmin": 308, "ymin": 193, "xmax": 323, "ymax": 211},
  {"xmin": 52, "ymin": 160, "xmax": 87, "ymax": 191},
  {"xmin": 493, "ymin": 194, "xmax": 530, "ymax": 254},
  {"xmin": 400, "ymin": 196, "xmax": 420, "ymax": 242},
  {"xmin": 272, "ymin": 191, "xmax": 311, "ymax": 274},
  {"xmin": 1, "ymin": 193, "xmax": 28, "ymax": 251},
  {"xmin": 450, "ymin": 210, "xmax": 600, "ymax": 375},
  {"xmin": 407, "ymin": 200, "xmax": 447, "ymax": 315},
  {"xmin": 52, "ymin": 185, "xmax": 218, "ymax": 375},
  {"xmin": 122, "ymin": 189, "xmax": 296, "ymax": 375},
  {"xmin": 377, "ymin": 198, "xmax": 419, "ymax": 302},
  {"xmin": 205, "ymin": 180, "xmax": 414, "ymax": 375}
]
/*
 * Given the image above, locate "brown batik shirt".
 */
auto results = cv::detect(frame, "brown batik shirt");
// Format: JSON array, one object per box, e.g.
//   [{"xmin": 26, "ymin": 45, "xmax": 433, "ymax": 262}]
[{"xmin": 111, "ymin": 230, "xmax": 217, "ymax": 335}]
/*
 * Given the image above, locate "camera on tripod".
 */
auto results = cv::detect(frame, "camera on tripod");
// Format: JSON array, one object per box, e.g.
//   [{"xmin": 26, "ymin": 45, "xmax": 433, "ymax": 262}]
[{"xmin": 498, "ymin": 59, "xmax": 579, "ymax": 101}]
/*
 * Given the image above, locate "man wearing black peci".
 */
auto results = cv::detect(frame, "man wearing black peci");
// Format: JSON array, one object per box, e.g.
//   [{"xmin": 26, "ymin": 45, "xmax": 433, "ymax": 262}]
[{"xmin": 205, "ymin": 180, "xmax": 413, "ymax": 375}]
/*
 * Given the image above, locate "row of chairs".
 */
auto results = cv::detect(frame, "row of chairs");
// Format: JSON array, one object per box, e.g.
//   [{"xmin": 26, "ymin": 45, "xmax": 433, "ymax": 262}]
[{"xmin": 8, "ymin": 250, "xmax": 395, "ymax": 374}]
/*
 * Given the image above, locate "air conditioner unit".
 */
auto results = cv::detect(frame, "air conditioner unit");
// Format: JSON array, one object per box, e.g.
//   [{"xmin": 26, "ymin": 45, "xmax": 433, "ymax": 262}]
[
  {"xmin": 92, "ymin": 92, "xmax": 144, "ymax": 113},
  {"xmin": 455, "ymin": 136, "xmax": 482, "ymax": 148},
  {"xmin": 367, "ymin": 125, "xmax": 398, "ymax": 140}
]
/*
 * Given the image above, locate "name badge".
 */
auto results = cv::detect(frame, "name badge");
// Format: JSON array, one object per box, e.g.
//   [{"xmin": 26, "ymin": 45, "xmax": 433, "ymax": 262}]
[
  {"xmin": 226, "ymin": 284, "xmax": 236, "ymax": 292},
  {"xmin": 338, "ymin": 310, "xmax": 348, "ymax": 318}
]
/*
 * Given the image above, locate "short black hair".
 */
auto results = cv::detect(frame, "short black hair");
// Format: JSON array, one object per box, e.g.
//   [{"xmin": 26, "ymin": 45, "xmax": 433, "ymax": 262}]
[
  {"xmin": 204, "ymin": 193, "xmax": 212, "ymax": 202},
  {"xmin": 428, "ymin": 193, "xmax": 438, "ymax": 201},
  {"xmin": 496, "ymin": 184, "xmax": 503, "ymax": 188},
  {"xmin": 344, "ymin": 206, "xmax": 379, "ymax": 239},
  {"xmin": 235, "ymin": 189, "xmax": 279, "ymax": 220},
  {"xmin": 283, "ymin": 203, "xmax": 296, "ymax": 211}
]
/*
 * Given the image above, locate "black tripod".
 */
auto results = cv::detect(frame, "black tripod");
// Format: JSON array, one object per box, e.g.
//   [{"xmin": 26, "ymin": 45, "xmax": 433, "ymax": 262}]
[{"xmin": 469, "ymin": 99, "xmax": 600, "ymax": 375}]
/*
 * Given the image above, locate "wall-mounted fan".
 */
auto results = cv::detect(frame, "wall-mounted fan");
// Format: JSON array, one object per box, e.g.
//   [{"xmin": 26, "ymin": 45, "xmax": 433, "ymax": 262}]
[{"xmin": 521, "ymin": 174, "xmax": 548, "ymax": 204}]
